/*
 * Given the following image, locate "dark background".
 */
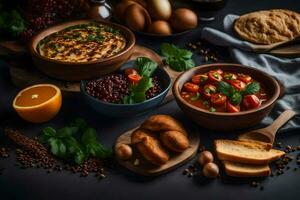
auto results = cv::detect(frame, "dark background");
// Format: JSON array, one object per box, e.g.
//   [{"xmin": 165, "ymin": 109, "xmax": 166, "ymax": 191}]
[{"xmin": 1, "ymin": 0, "xmax": 300, "ymax": 200}]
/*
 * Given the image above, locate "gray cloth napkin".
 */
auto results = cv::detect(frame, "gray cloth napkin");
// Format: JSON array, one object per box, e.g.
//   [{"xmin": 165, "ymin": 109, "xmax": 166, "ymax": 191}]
[{"xmin": 201, "ymin": 14, "xmax": 300, "ymax": 131}]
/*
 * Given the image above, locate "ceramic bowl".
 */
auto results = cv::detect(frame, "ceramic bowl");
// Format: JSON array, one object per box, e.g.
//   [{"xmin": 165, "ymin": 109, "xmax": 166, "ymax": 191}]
[
  {"xmin": 29, "ymin": 20, "xmax": 135, "ymax": 81},
  {"xmin": 173, "ymin": 63, "xmax": 281, "ymax": 131},
  {"xmin": 80, "ymin": 62, "xmax": 172, "ymax": 117}
]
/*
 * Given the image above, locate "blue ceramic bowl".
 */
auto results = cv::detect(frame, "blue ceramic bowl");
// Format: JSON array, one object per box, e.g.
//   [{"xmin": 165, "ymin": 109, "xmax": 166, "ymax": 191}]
[{"xmin": 80, "ymin": 61, "xmax": 172, "ymax": 117}]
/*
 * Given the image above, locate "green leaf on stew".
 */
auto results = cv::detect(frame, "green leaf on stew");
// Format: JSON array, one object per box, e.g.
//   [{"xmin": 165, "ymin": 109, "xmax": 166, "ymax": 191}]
[{"xmin": 243, "ymin": 82, "xmax": 260, "ymax": 95}]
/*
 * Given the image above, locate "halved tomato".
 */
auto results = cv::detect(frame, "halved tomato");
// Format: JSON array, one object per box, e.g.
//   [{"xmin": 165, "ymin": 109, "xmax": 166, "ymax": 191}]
[
  {"xmin": 228, "ymin": 79, "xmax": 246, "ymax": 91},
  {"xmin": 183, "ymin": 82, "xmax": 199, "ymax": 93},
  {"xmin": 128, "ymin": 74, "xmax": 141, "ymax": 84},
  {"xmin": 210, "ymin": 93, "xmax": 227, "ymax": 106},
  {"xmin": 212, "ymin": 69, "xmax": 223, "ymax": 75},
  {"xmin": 243, "ymin": 95, "xmax": 261, "ymax": 109},
  {"xmin": 125, "ymin": 68, "xmax": 138, "ymax": 76},
  {"xmin": 223, "ymin": 72, "xmax": 237, "ymax": 81},
  {"xmin": 191, "ymin": 74, "xmax": 208, "ymax": 85},
  {"xmin": 226, "ymin": 101, "xmax": 240, "ymax": 113},
  {"xmin": 203, "ymin": 84, "xmax": 217, "ymax": 99},
  {"xmin": 238, "ymin": 73, "xmax": 252, "ymax": 83},
  {"xmin": 208, "ymin": 71, "xmax": 223, "ymax": 83}
]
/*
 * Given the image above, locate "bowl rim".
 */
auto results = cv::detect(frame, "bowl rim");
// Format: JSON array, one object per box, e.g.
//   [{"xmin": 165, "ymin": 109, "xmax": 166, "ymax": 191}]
[
  {"xmin": 80, "ymin": 66, "xmax": 172, "ymax": 107},
  {"xmin": 173, "ymin": 63, "xmax": 280, "ymax": 116},
  {"xmin": 29, "ymin": 19, "xmax": 136, "ymax": 65}
]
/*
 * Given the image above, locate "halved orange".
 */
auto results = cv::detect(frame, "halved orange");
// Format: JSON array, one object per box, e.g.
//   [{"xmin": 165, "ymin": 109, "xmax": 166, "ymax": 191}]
[{"xmin": 13, "ymin": 84, "xmax": 62, "ymax": 123}]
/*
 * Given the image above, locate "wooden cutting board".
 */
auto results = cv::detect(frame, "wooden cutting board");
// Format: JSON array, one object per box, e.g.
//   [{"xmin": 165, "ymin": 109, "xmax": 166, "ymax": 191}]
[
  {"xmin": 114, "ymin": 125, "xmax": 200, "ymax": 176},
  {"xmin": 2, "ymin": 41, "xmax": 181, "ymax": 102}
]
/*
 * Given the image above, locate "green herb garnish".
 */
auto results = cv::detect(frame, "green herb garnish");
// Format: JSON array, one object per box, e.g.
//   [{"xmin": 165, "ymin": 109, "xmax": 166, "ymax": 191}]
[
  {"xmin": 190, "ymin": 92, "xmax": 200, "ymax": 101},
  {"xmin": 0, "ymin": 8, "xmax": 25, "ymax": 37},
  {"xmin": 123, "ymin": 57, "xmax": 158, "ymax": 104},
  {"xmin": 217, "ymin": 81, "xmax": 260, "ymax": 105},
  {"xmin": 160, "ymin": 43, "xmax": 195, "ymax": 72},
  {"xmin": 209, "ymin": 107, "xmax": 216, "ymax": 112},
  {"xmin": 39, "ymin": 118, "xmax": 112, "ymax": 165}
]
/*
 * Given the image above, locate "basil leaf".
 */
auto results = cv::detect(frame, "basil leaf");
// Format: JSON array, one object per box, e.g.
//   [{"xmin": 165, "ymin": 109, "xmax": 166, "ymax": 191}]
[
  {"xmin": 230, "ymin": 92, "xmax": 242, "ymax": 105},
  {"xmin": 74, "ymin": 150, "xmax": 86, "ymax": 165},
  {"xmin": 70, "ymin": 118, "xmax": 88, "ymax": 132},
  {"xmin": 43, "ymin": 127, "xmax": 56, "ymax": 136},
  {"xmin": 49, "ymin": 138, "xmax": 59, "ymax": 155},
  {"xmin": 81, "ymin": 128, "xmax": 97, "ymax": 144},
  {"xmin": 134, "ymin": 57, "xmax": 157, "ymax": 77},
  {"xmin": 57, "ymin": 127, "xmax": 75, "ymax": 138},
  {"xmin": 64, "ymin": 137, "xmax": 81, "ymax": 154},
  {"xmin": 218, "ymin": 81, "xmax": 234, "ymax": 97},
  {"xmin": 125, "ymin": 76, "xmax": 153, "ymax": 104},
  {"xmin": 244, "ymin": 82, "xmax": 260, "ymax": 95}
]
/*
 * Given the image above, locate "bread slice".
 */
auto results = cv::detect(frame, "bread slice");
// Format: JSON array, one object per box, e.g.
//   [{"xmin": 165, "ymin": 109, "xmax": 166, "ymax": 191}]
[
  {"xmin": 215, "ymin": 139, "xmax": 285, "ymax": 165},
  {"xmin": 223, "ymin": 161, "xmax": 271, "ymax": 177}
]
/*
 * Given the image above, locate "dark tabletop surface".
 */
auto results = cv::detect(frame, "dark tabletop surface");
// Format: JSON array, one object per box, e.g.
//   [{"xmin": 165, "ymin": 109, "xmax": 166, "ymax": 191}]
[{"xmin": 1, "ymin": 0, "xmax": 300, "ymax": 200}]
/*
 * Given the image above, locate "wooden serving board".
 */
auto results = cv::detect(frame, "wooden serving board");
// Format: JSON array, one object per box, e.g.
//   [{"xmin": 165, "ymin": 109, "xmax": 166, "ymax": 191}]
[
  {"xmin": 114, "ymin": 126, "xmax": 200, "ymax": 176},
  {"xmin": 3, "ymin": 42, "xmax": 181, "ymax": 102}
]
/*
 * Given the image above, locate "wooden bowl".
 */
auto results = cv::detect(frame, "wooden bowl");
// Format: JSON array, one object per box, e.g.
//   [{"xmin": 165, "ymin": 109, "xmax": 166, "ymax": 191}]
[
  {"xmin": 173, "ymin": 63, "xmax": 281, "ymax": 131},
  {"xmin": 29, "ymin": 20, "xmax": 135, "ymax": 81}
]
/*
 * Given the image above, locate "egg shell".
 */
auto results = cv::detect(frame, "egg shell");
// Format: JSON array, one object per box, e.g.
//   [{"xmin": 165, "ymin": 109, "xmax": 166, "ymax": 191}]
[
  {"xmin": 123, "ymin": 0, "xmax": 147, "ymax": 8},
  {"xmin": 148, "ymin": 20, "xmax": 172, "ymax": 35},
  {"xmin": 114, "ymin": 1, "xmax": 137, "ymax": 21},
  {"xmin": 124, "ymin": 4, "xmax": 151, "ymax": 31},
  {"xmin": 148, "ymin": 0, "xmax": 172, "ymax": 20},
  {"xmin": 170, "ymin": 8, "xmax": 198, "ymax": 32}
]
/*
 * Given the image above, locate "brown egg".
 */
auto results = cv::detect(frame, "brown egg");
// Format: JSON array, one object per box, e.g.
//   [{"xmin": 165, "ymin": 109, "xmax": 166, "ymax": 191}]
[
  {"xmin": 124, "ymin": 4, "xmax": 151, "ymax": 31},
  {"xmin": 114, "ymin": 1, "xmax": 137, "ymax": 20},
  {"xmin": 123, "ymin": 0, "xmax": 147, "ymax": 8},
  {"xmin": 148, "ymin": 21, "xmax": 172, "ymax": 35},
  {"xmin": 148, "ymin": 0, "xmax": 172, "ymax": 20},
  {"xmin": 170, "ymin": 8, "xmax": 198, "ymax": 32}
]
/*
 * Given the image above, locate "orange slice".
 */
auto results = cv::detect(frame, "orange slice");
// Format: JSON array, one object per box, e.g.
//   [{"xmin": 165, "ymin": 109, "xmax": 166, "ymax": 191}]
[{"xmin": 13, "ymin": 84, "xmax": 62, "ymax": 123}]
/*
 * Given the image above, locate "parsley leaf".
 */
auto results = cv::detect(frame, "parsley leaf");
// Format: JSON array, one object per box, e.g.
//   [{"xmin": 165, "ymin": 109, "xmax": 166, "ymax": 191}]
[
  {"xmin": 230, "ymin": 92, "xmax": 242, "ymax": 105},
  {"xmin": 134, "ymin": 57, "xmax": 157, "ymax": 77},
  {"xmin": 218, "ymin": 81, "xmax": 234, "ymax": 97},
  {"xmin": 123, "ymin": 76, "xmax": 153, "ymax": 104},
  {"xmin": 160, "ymin": 43, "xmax": 195, "ymax": 72}
]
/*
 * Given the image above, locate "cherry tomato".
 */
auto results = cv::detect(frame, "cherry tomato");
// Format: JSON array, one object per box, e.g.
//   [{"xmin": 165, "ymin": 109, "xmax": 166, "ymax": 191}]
[
  {"xmin": 210, "ymin": 93, "xmax": 227, "ymax": 106},
  {"xmin": 128, "ymin": 74, "xmax": 141, "ymax": 84},
  {"xmin": 191, "ymin": 74, "xmax": 208, "ymax": 85},
  {"xmin": 183, "ymin": 82, "xmax": 199, "ymax": 93},
  {"xmin": 208, "ymin": 71, "xmax": 223, "ymax": 82},
  {"xmin": 213, "ymin": 69, "xmax": 223, "ymax": 75},
  {"xmin": 223, "ymin": 72, "xmax": 237, "ymax": 81},
  {"xmin": 125, "ymin": 68, "xmax": 138, "ymax": 76},
  {"xmin": 243, "ymin": 95, "xmax": 261, "ymax": 109},
  {"xmin": 226, "ymin": 101, "xmax": 240, "ymax": 113},
  {"xmin": 238, "ymin": 73, "xmax": 252, "ymax": 83},
  {"xmin": 228, "ymin": 79, "xmax": 246, "ymax": 91},
  {"xmin": 203, "ymin": 84, "xmax": 217, "ymax": 99}
]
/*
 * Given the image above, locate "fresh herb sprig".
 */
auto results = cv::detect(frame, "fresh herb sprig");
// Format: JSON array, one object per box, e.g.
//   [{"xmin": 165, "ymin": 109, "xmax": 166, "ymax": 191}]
[
  {"xmin": 160, "ymin": 43, "xmax": 195, "ymax": 72},
  {"xmin": 39, "ymin": 118, "xmax": 112, "ymax": 165},
  {"xmin": 218, "ymin": 81, "xmax": 260, "ymax": 105},
  {"xmin": 123, "ymin": 57, "xmax": 158, "ymax": 104},
  {"xmin": 0, "ymin": 8, "xmax": 25, "ymax": 37}
]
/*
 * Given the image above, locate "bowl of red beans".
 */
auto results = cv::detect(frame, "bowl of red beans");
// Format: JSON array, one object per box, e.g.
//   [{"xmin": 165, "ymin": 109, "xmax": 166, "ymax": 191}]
[
  {"xmin": 81, "ymin": 57, "xmax": 171, "ymax": 117},
  {"xmin": 173, "ymin": 63, "xmax": 280, "ymax": 131}
]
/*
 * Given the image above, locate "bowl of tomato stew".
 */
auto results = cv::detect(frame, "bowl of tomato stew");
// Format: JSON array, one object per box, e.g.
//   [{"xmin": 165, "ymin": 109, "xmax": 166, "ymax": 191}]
[{"xmin": 173, "ymin": 63, "xmax": 280, "ymax": 131}]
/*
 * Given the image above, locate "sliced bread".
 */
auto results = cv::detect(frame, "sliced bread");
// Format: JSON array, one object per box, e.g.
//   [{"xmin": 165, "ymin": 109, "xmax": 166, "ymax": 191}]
[
  {"xmin": 215, "ymin": 139, "xmax": 285, "ymax": 165},
  {"xmin": 223, "ymin": 161, "xmax": 271, "ymax": 177}
]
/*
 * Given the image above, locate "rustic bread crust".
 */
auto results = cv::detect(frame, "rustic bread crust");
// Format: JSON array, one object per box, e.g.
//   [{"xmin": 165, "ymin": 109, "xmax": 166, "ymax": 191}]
[
  {"xmin": 131, "ymin": 129, "xmax": 169, "ymax": 165},
  {"xmin": 160, "ymin": 131, "xmax": 189, "ymax": 152},
  {"xmin": 141, "ymin": 115, "xmax": 187, "ymax": 136},
  {"xmin": 223, "ymin": 161, "xmax": 271, "ymax": 177},
  {"xmin": 234, "ymin": 9, "xmax": 300, "ymax": 44},
  {"xmin": 214, "ymin": 139, "xmax": 285, "ymax": 165}
]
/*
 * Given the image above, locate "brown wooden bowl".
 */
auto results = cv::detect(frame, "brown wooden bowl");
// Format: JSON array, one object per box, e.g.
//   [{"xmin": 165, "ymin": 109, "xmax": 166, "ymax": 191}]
[
  {"xmin": 173, "ymin": 63, "xmax": 281, "ymax": 131},
  {"xmin": 29, "ymin": 20, "xmax": 135, "ymax": 81}
]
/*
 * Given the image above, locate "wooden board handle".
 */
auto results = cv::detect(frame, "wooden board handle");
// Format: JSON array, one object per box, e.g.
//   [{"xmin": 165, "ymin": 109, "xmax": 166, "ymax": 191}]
[{"xmin": 264, "ymin": 110, "xmax": 297, "ymax": 136}]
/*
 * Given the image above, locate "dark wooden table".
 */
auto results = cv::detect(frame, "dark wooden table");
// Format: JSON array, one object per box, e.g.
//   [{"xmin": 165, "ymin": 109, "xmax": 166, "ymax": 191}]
[{"xmin": 1, "ymin": 0, "xmax": 300, "ymax": 199}]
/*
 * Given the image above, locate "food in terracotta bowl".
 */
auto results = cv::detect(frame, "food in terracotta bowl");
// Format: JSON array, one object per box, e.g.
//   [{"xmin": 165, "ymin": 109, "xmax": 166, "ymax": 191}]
[
  {"xmin": 29, "ymin": 20, "xmax": 135, "ymax": 81},
  {"xmin": 81, "ymin": 57, "xmax": 171, "ymax": 117},
  {"xmin": 173, "ymin": 63, "xmax": 280, "ymax": 131}
]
